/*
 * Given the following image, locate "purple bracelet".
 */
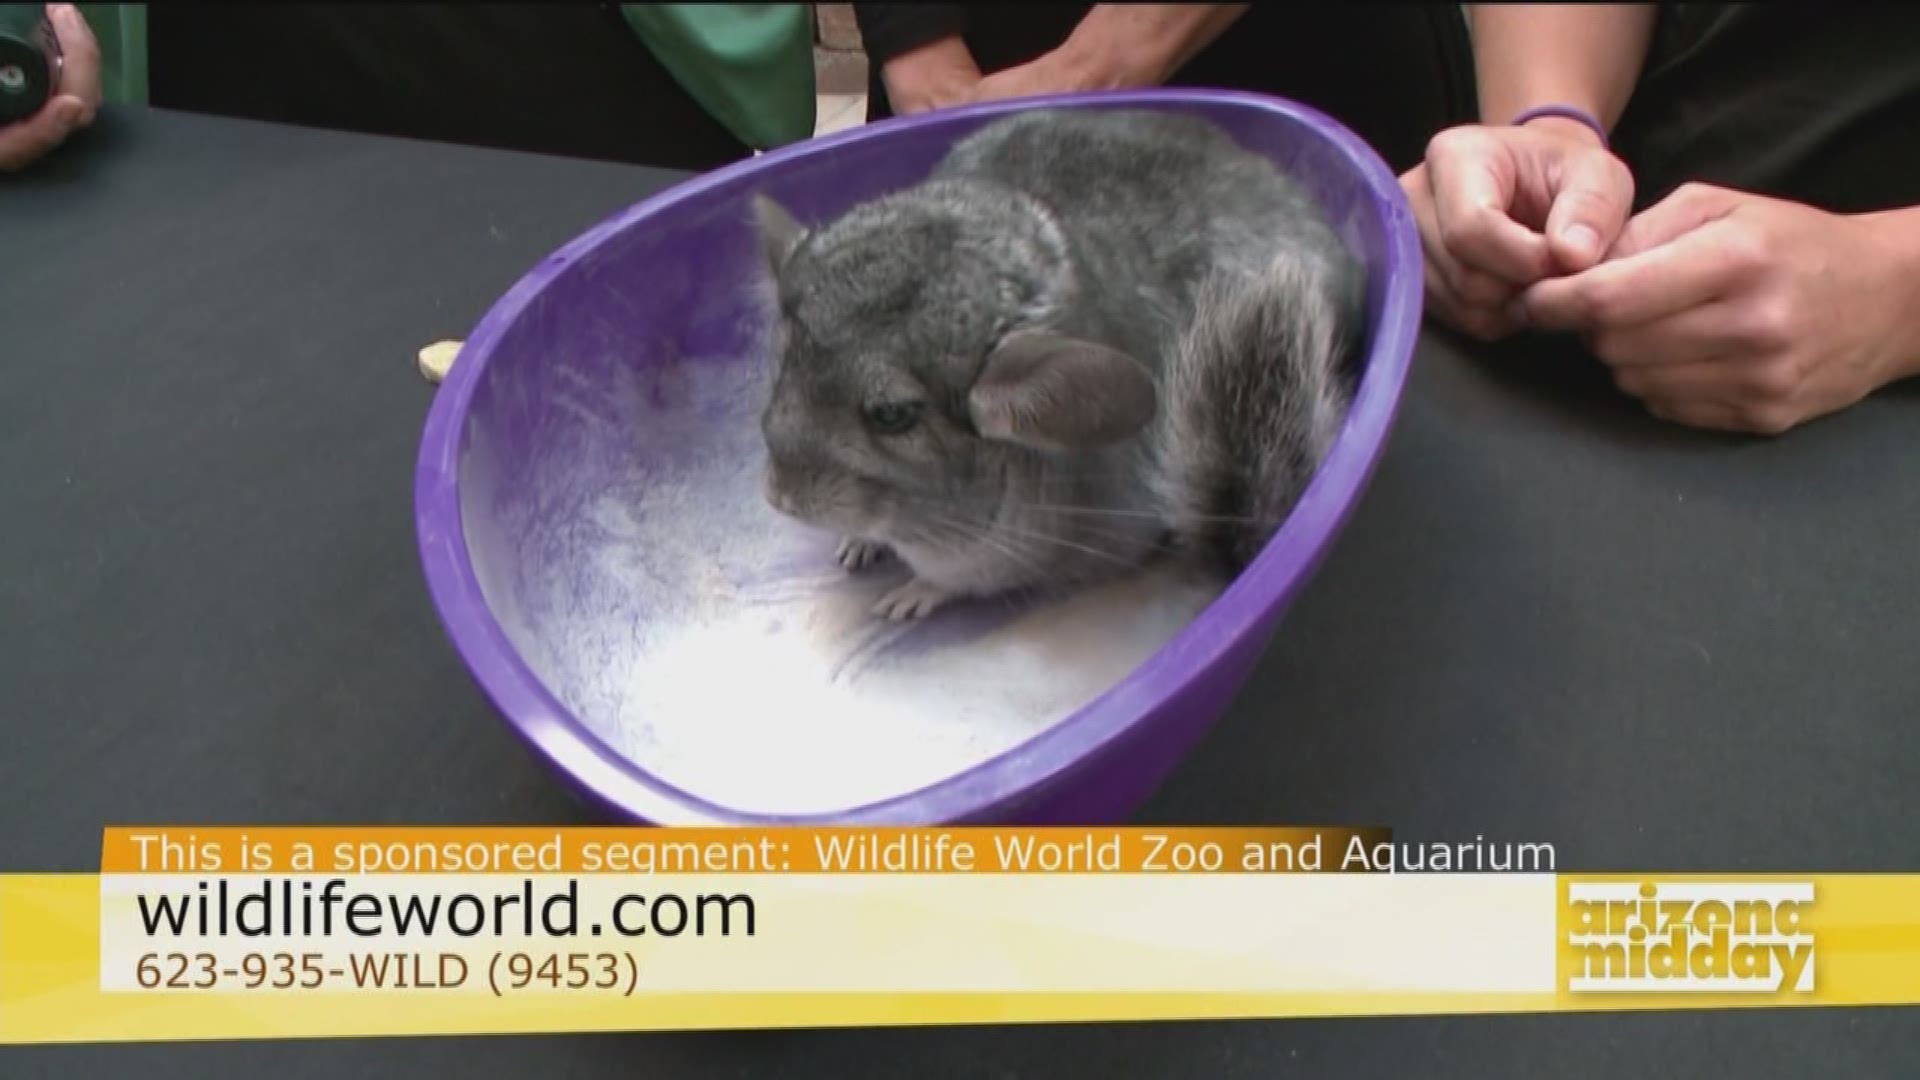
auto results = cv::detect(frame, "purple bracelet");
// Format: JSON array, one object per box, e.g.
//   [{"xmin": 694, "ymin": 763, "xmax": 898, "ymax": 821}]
[{"xmin": 1510, "ymin": 104, "xmax": 1609, "ymax": 149}]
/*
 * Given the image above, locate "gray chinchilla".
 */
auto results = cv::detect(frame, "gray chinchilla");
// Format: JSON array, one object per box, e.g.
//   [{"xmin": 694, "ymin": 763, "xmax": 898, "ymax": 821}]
[{"xmin": 751, "ymin": 107, "xmax": 1365, "ymax": 620}]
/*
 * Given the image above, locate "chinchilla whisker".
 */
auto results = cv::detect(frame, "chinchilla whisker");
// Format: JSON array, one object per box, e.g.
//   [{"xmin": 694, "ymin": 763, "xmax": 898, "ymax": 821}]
[
  {"xmin": 933, "ymin": 495, "xmax": 1156, "ymax": 565},
  {"xmin": 1009, "ymin": 500, "xmax": 1279, "ymax": 527},
  {"xmin": 1001, "ymin": 507, "xmax": 1154, "ymax": 548},
  {"xmin": 968, "ymin": 519, "xmax": 1141, "ymax": 568},
  {"xmin": 968, "ymin": 532, "xmax": 1052, "ymax": 578},
  {"xmin": 929, "ymin": 514, "xmax": 1053, "ymax": 578}
]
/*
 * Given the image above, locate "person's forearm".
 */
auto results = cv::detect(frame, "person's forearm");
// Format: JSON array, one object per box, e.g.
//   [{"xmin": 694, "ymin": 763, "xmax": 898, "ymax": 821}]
[
  {"xmin": 878, "ymin": 35, "xmax": 983, "ymax": 114},
  {"xmin": 1467, "ymin": 4, "xmax": 1656, "ymax": 143},
  {"xmin": 1054, "ymin": 4, "xmax": 1250, "ymax": 88},
  {"xmin": 1862, "ymin": 206, "xmax": 1920, "ymax": 384}
]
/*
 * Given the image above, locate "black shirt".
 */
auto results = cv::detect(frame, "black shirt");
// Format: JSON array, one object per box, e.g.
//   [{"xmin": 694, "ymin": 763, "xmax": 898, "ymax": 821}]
[
  {"xmin": 1615, "ymin": 4, "xmax": 1920, "ymax": 214},
  {"xmin": 855, "ymin": 3, "xmax": 968, "ymax": 64},
  {"xmin": 852, "ymin": 3, "xmax": 1478, "ymax": 174},
  {"xmin": 144, "ymin": 4, "xmax": 752, "ymax": 171}
]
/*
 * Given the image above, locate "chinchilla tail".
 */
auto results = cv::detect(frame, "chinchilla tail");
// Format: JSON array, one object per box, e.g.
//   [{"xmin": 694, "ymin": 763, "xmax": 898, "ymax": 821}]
[{"xmin": 1152, "ymin": 252, "xmax": 1358, "ymax": 574}]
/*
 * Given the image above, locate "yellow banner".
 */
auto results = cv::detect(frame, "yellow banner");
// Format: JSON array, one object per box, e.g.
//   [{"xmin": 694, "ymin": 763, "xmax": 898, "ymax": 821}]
[{"xmin": 0, "ymin": 827, "xmax": 1914, "ymax": 1044}]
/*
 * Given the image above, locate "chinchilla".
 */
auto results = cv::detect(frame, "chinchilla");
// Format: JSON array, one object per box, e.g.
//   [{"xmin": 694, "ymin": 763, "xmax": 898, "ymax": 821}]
[{"xmin": 751, "ymin": 107, "xmax": 1364, "ymax": 620}]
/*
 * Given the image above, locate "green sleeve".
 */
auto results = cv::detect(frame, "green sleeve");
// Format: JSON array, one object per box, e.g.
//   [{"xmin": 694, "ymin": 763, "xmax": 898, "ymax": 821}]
[
  {"xmin": 74, "ymin": 3, "xmax": 146, "ymax": 104},
  {"xmin": 619, "ymin": 4, "xmax": 816, "ymax": 151}
]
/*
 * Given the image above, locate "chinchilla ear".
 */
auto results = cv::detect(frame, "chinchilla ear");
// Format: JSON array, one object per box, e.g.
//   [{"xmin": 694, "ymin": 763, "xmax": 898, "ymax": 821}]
[
  {"xmin": 967, "ymin": 330, "xmax": 1158, "ymax": 450},
  {"xmin": 751, "ymin": 193, "xmax": 808, "ymax": 276}
]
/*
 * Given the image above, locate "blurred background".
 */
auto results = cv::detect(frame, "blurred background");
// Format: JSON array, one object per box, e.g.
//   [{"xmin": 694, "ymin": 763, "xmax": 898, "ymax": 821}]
[{"xmin": 812, "ymin": 3, "xmax": 868, "ymax": 136}]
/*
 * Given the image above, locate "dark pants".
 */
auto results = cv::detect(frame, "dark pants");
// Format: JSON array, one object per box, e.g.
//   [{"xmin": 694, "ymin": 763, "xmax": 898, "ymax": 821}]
[
  {"xmin": 147, "ymin": 3, "xmax": 754, "ymax": 171},
  {"xmin": 866, "ymin": 4, "xmax": 1478, "ymax": 174}
]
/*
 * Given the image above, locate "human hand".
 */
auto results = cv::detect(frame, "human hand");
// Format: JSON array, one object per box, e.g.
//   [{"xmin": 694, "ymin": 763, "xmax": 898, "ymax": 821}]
[
  {"xmin": 879, "ymin": 35, "xmax": 982, "ymax": 116},
  {"xmin": 1516, "ymin": 184, "xmax": 1920, "ymax": 435},
  {"xmin": 0, "ymin": 3, "xmax": 101, "ymax": 173},
  {"xmin": 967, "ymin": 4, "xmax": 1247, "ymax": 106},
  {"xmin": 967, "ymin": 51, "xmax": 1102, "ymax": 105},
  {"xmin": 1402, "ymin": 119, "xmax": 1635, "ymax": 341}
]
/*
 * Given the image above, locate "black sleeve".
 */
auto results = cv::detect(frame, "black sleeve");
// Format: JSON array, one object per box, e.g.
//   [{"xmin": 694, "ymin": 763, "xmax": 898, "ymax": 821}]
[{"xmin": 853, "ymin": 4, "xmax": 968, "ymax": 64}]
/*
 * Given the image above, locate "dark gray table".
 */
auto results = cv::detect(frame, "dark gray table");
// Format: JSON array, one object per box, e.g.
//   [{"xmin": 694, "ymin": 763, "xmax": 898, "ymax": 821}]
[{"xmin": 3, "ymin": 107, "xmax": 1916, "ymax": 1078}]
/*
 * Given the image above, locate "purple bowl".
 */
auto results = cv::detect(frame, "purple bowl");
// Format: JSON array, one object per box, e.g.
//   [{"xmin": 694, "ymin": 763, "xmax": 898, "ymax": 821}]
[{"xmin": 414, "ymin": 89, "xmax": 1421, "ymax": 826}]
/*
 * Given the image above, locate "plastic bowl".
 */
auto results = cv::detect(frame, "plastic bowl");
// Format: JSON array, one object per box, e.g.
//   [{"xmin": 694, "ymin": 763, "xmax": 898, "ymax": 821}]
[{"xmin": 414, "ymin": 89, "xmax": 1421, "ymax": 826}]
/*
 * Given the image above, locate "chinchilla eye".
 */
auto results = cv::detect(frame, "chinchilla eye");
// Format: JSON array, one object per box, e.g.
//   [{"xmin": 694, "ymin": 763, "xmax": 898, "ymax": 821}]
[{"xmin": 865, "ymin": 401, "xmax": 922, "ymax": 435}]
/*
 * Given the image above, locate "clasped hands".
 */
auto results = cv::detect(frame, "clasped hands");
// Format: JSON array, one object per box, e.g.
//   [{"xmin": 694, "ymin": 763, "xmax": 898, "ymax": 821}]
[{"xmin": 1403, "ymin": 120, "xmax": 1914, "ymax": 435}]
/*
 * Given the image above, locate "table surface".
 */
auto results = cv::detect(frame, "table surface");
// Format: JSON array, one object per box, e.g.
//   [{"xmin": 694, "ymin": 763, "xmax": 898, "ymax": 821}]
[{"xmin": 3, "ymin": 107, "xmax": 1917, "ymax": 1078}]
